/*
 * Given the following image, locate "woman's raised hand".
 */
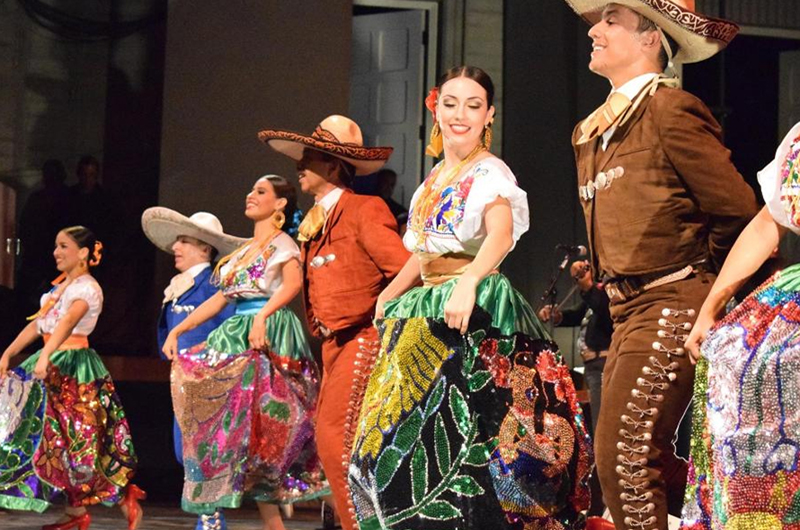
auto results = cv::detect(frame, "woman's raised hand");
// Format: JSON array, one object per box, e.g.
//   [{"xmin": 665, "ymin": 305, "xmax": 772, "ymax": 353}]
[
  {"xmin": 162, "ymin": 331, "xmax": 179, "ymax": 360},
  {"xmin": 248, "ymin": 319, "xmax": 270, "ymax": 351},
  {"xmin": 444, "ymin": 276, "xmax": 478, "ymax": 334},
  {"xmin": 685, "ymin": 309, "xmax": 717, "ymax": 364},
  {"xmin": 33, "ymin": 355, "xmax": 49, "ymax": 380}
]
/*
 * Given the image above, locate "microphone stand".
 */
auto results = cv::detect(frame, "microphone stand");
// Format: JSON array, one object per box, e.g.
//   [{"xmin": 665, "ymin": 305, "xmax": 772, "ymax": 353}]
[{"xmin": 540, "ymin": 249, "xmax": 572, "ymax": 338}]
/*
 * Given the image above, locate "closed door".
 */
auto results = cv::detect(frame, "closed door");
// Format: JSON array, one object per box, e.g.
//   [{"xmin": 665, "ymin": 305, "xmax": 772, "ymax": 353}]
[
  {"xmin": 350, "ymin": 9, "xmax": 427, "ymax": 206},
  {"xmin": 0, "ymin": 182, "xmax": 17, "ymax": 288}
]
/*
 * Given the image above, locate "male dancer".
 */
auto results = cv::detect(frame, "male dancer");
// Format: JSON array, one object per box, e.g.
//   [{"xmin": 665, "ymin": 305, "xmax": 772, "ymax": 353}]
[
  {"xmin": 564, "ymin": 1, "xmax": 758, "ymax": 529},
  {"xmin": 142, "ymin": 208, "xmax": 243, "ymax": 530},
  {"xmin": 260, "ymin": 115, "xmax": 409, "ymax": 530}
]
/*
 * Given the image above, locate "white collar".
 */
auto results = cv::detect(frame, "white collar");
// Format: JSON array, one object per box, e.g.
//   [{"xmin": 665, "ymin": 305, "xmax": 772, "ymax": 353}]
[
  {"xmin": 601, "ymin": 73, "xmax": 659, "ymax": 150},
  {"xmin": 317, "ymin": 187, "xmax": 345, "ymax": 214},
  {"xmin": 185, "ymin": 261, "xmax": 211, "ymax": 279},
  {"xmin": 611, "ymin": 72, "xmax": 659, "ymax": 101}
]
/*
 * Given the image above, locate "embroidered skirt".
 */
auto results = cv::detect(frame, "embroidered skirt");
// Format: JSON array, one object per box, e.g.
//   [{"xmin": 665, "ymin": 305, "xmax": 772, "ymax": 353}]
[
  {"xmin": 681, "ymin": 263, "xmax": 800, "ymax": 530},
  {"xmin": 348, "ymin": 274, "xmax": 592, "ymax": 530},
  {"xmin": 0, "ymin": 348, "xmax": 136, "ymax": 512},
  {"xmin": 172, "ymin": 306, "xmax": 328, "ymax": 513}
]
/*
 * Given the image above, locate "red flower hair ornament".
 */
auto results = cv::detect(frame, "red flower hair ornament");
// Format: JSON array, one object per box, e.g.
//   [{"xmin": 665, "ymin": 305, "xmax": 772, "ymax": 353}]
[
  {"xmin": 425, "ymin": 87, "xmax": 439, "ymax": 119},
  {"xmin": 424, "ymin": 87, "xmax": 443, "ymax": 157}
]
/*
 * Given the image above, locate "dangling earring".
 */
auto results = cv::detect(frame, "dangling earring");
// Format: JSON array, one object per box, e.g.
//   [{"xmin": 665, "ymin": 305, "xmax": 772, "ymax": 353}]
[
  {"xmin": 483, "ymin": 122, "xmax": 493, "ymax": 150},
  {"xmin": 426, "ymin": 122, "xmax": 443, "ymax": 157},
  {"xmin": 272, "ymin": 210, "xmax": 286, "ymax": 230}
]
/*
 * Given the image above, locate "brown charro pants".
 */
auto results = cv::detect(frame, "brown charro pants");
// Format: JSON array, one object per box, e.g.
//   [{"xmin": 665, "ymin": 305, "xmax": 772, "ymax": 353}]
[
  {"xmin": 595, "ymin": 272, "xmax": 714, "ymax": 530},
  {"xmin": 315, "ymin": 324, "xmax": 378, "ymax": 530}
]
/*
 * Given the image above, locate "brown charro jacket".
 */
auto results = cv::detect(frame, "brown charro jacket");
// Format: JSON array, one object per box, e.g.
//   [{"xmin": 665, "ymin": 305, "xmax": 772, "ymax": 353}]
[
  {"xmin": 301, "ymin": 189, "xmax": 409, "ymax": 338},
  {"xmin": 572, "ymin": 86, "xmax": 758, "ymax": 279}
]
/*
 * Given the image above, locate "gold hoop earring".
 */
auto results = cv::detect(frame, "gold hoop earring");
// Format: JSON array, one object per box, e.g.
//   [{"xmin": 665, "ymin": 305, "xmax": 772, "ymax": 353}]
[
  {"xmin": 483, "ymin": 122, "xmax": 493, "ymax": 150},
  {"xmin": 272, "ymin": 210, "xmax": 286, "ymax": 230},
  {"xmin": 426, "ymin": 122, "xmax": 443, "ymax": 157}
]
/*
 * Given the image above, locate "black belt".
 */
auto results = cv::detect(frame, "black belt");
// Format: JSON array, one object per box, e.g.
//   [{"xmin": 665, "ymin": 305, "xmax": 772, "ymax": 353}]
[{"xmin": 603, "ymin": 260, "xmax": 712, "ymax": 303}]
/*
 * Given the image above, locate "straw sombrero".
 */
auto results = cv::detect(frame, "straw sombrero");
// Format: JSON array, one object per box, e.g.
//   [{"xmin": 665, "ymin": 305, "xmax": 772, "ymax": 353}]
[
  {"xmin": 141, "ymin": 207, "xmax": 246, "ymax": 256},
  {"xmin": 258, "ymin": 114, "xmax": 393, "ymax": 176},
  {"xmin": 564, "ymin": 0, "xmax": 739, "ymax": 63}
]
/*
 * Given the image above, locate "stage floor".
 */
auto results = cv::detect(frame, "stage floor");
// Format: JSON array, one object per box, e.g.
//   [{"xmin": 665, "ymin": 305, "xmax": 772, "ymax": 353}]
[{"xmin": 2, "ymin": 505, "xmax": 323, "ymax": 529}]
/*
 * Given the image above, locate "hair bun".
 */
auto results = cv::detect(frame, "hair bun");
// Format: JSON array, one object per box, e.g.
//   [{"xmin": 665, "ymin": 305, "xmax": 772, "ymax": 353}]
[{"xmin": 90, "ymin": 240, "xmax": 104, "ymax": 267}]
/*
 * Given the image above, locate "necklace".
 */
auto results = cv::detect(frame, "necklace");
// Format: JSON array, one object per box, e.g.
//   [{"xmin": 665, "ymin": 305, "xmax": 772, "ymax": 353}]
[
  {"xmin": 223, "ymin": 230, "xmax": 282, "ymax": 284},
  {"xmin": 410, "ymin": 144, "xmax": 486, "ymax": 247},
  {"xmin": 26, "ymin": 271, "xmax": 75, "ymax": 321}
]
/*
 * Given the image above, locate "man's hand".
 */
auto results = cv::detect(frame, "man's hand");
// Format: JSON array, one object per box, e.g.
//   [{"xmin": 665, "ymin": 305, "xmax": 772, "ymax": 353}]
[
  {"xmin": 571, "ymin": 260, "xmax": 593, "ymax": 292},
  {"xmin": 538, "ymin": 304, "xmax": 563, "ymax": 325}
]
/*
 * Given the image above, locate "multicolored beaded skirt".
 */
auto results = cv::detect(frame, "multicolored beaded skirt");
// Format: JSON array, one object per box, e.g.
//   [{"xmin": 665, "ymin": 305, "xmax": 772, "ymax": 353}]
[
  {"xmin": 348, "ymin": 274, "xmax": 592, "ymax": 530},
  {"xmin": 681, "ymin": 263, "xmax": 800, "ymax": 530},
  {"xmin": 0, "ymin": 348, "xmax": 136, "ymax": 512},
  {"xmin": 172, "ymin": 305, "xmax": 328, "ymax": 514}
]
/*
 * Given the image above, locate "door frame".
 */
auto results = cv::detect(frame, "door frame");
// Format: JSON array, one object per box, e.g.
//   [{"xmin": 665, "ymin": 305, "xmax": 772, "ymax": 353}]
[{"xmin": 353, "ymin": 0, "xmax": 439, "ymax": 180}]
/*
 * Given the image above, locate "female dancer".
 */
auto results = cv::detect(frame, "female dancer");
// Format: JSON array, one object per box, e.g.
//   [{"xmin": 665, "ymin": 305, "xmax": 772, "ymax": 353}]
[
  {"xmin": 163, "ymin": 175, "xmax": 327, "ymax": 530},
  {"xmin": 347, "ymin": 66, "xmax": 591, "ymax": 530},
  {"xmin": 0, "ymin": 226, "xmax": 144, "ymax": 530},
  {"xmin": 681, "ymin": 124, "xmax": 800, "ymax": 529}
]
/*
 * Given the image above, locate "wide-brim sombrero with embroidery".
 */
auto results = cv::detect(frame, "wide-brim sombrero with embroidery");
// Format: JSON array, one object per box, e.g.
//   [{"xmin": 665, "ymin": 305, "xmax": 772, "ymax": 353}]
[
  {"xmin": 141, "ymin": 207, "xmax": 247, "ymax": 256},
  {"xmin": 564, "ymin": 0, "xmax": 739, "ymax": 64},
  {"xmin": 258, "ymin": 114, "xmax": 393, "ymax": 176}
]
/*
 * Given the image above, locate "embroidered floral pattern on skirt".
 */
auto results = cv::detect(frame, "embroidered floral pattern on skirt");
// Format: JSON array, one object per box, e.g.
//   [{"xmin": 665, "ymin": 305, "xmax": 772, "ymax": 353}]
[
  {"xmin": 681, "ymin": 263, "xmax": 800, "ymax": 530},
  {"xmin": 0, "ymin": 348, "xmax": 136, "ymax": 512},
  {"xmin": 172, "ymin": 307, "xmax": 328, "ymax": 513},
  {"xmin": 349, "ymin": 301, "xmax": 591, "ymax": 530}
]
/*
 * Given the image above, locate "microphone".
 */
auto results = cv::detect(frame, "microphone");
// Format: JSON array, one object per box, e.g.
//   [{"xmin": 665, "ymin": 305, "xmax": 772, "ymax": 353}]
[{"xmin": 556, "ymin": 244, "xmax": 587, "ymax": 256}]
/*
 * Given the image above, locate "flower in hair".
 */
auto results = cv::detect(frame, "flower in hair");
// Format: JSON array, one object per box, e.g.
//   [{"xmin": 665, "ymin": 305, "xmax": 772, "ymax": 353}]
[
  {"xmin": 90, "ymin": 241, "xmax": 104, "ymax": 267},
  {"xmin": 425, "ymin": 87, "xmax": 439, "ymax": 119}
]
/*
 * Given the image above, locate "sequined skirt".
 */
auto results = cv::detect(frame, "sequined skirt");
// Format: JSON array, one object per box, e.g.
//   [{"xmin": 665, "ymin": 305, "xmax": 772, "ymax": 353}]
[
  {"xmin": 173, "ymin": 306, "xmax": 328, "ymax": 513},
  {"xmin": 681, "ymin": 263, "xmax": 800, "ymax": 530},
  {"xmin": 348, "ymin": 274, "xmax": 592, "ymax": 530},
  {"xmin": 0, "ymin": 348, "xmax": 136, "ymax": 512}
]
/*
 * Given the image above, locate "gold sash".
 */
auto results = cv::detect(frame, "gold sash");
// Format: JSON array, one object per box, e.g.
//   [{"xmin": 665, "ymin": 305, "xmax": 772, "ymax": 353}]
[{"xmin": 418, "ymin": 252, "xmax": 498, "ymax": 287}]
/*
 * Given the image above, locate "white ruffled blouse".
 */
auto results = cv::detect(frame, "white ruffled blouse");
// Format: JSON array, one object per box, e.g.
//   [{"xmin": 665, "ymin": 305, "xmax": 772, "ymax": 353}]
[
  {"xmin": 759, "ymin": 121, "xmax": 800, "ymax": 235},
  {"xmin": 404, "ymin": 157, "xmax": 530, "ymax": 256},
  {"xmin": 217, "ymin": 232, "xmax": 301, "ymax": 299},
  {"xmin": 37, "ymin": 275, "xmax": 103, "ymax": 336}
]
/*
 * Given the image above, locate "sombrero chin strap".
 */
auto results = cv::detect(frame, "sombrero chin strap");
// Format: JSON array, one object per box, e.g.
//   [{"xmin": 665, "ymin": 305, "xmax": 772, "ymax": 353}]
[{"xmin": 656, "ymin": 26, "xmax": 677, "ymax": 78}]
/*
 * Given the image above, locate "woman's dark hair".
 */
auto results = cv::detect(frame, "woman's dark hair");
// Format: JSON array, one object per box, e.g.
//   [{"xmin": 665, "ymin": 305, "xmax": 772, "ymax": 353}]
[
  {"xmin": 437, "ymin": 65, "xmax": 495, "ymax": 107},
  {"xmin": 61, "ymin": 225, "xmax": 102, "ymax": 267},
  {"xmin": 264, "ymin": 175, "xmax": 299, "ymax": 233}
]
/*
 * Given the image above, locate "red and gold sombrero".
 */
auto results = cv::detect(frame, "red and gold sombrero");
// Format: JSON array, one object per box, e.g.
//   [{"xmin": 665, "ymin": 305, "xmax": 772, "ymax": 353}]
[
  {"xmin": 564, "ymin": 0, "xmax": 739, "ymax": 63},
  {"xmin": 258, "ymin": 114, "xmax": 393, "ymax": 176}
]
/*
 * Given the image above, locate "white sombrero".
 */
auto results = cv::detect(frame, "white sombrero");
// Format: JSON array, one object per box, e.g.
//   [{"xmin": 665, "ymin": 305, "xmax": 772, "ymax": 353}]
[
  {"xmin": 141, "ymin": 207, "xmax": 247, "ymax": 256},
  {"xmin": 258, "ymin": 114, "xmax": 393, "ymax": 176},
  {"xmin": 564, "ymin": 0, "xmax": 739, "ymax": 64}
]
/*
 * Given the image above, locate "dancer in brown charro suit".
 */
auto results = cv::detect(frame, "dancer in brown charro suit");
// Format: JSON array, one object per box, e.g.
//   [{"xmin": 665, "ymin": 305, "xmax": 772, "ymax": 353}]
[
  {"xmin": 563, "ymin": 1, "xmax": 758, "ymax": 528},
  {"xmin": 258, "ymin": 115, "xmax": 409, "ymax": 530}
]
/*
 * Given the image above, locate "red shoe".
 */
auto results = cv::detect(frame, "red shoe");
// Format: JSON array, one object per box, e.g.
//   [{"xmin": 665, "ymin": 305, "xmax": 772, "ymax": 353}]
[
  {"xmin": 120, "ymin": 484, "xmax": 147, "ymax": 530},
  {"xmin": 42, "ymin": 512, "xmax": 91, "ymax": 530},
  {"xmin": 586, "ymin": 516, "xmax": 615, "ymax": 530}
]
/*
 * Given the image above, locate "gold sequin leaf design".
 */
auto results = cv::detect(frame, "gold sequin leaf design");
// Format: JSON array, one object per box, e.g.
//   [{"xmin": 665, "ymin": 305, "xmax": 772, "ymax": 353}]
[
  {"xmin": 355, "ymin": 318, "xmax": 454, "ymax": 460},
  {"xmin": 171, "ymin": 356, "xmax": 249, "ymax": 439}
]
